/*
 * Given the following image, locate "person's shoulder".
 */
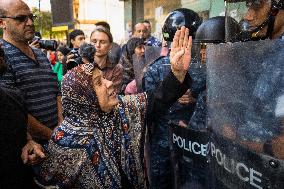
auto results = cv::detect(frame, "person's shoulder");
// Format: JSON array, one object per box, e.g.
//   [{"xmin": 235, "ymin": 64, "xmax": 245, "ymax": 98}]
[
  {"xmin": 1, "ymin": 39, "xmax": 10, "ymax": 48},
  {"xmin": 144, "ymin": 56, "xmax": 168, "ymax": 77},
  {"xmin": 152, "ymin": 36, "xmax": 161, "ymax": 41},
  {"xmin": 150, "ymin": 56, "xmax": 169, "ymax": 67},
  {"xmin": 112, "ymin": 42, "xmax": 121, "ymax": 48},
  {"xmin": 32, "ymin": 48, "xmax": 51, "ymax": 64},
  {"xmin": 32, "ymin": 47, "xmax": 45, "ymax": 56},
  {"xmin": 63, "ymin": 63, "xmax": 89, "ymax": 83},
  {"xmin": 148, "ymin": 36, "xmax": 157, "ymax": 40},
  {"xmin": 0, "ymin": 84, "xmax": 25, "ymax": 108},
  {"xmin": 1, "ymin": 40, "xmax": 18, "ymax": 55},
  {"xmin": 149, "ymin": 36, "xmax": 161, "ymax": 44},
  {"xmin": 53, "ymin": 61, "xmax": 61, "ymax": 69},
  {"xmin": 1, "ymin": 41, "xmax": 24, "ymax": 64}
]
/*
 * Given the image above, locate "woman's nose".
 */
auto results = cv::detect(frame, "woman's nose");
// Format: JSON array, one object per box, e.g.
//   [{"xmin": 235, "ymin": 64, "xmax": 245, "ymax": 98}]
[{"xmin": 95, "ymin": 43, "xmax": 100, "ymax": 48}]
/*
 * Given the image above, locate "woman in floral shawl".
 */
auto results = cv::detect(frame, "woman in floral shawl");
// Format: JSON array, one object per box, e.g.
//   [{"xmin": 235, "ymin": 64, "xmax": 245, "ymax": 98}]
[{"xmin": 37, "ymin": 27, "xmax": 192, "ymax": 189}]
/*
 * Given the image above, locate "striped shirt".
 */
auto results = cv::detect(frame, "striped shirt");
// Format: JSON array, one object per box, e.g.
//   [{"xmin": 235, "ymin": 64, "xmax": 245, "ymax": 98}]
[{"xmin": 0, "ymin": 40, "xmax": 59, "ymax": 129}]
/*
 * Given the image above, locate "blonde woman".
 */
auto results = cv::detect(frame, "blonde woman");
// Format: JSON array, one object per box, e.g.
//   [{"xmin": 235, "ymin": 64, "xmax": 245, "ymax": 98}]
[{"xmin": 90, "ymin": 27, "xmax": 123, "ymax": 94}]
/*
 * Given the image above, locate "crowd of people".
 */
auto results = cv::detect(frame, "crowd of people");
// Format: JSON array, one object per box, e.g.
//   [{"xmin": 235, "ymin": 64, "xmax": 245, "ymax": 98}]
[{"xmin": 0, "ymin": 0, "xmax": 284, "ymax": 188}]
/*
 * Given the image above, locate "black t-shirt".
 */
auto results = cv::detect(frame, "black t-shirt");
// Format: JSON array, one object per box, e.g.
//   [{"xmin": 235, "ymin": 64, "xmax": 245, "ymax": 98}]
[{"xmin": 0, "ymin": 85, "xmax": 34, "ymax": 188}]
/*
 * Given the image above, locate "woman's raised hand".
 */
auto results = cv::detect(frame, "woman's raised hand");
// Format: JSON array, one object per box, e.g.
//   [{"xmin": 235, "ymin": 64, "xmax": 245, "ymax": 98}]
[{"xmin": 170, "ymin": 26, "xmax": 192, "ymax": 83}]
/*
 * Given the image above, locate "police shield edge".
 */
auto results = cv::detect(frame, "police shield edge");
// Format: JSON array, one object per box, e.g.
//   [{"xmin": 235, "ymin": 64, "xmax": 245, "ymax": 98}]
[{"xmin": 207, "ymin": 39, "xmax": 284, "ymax": 189}]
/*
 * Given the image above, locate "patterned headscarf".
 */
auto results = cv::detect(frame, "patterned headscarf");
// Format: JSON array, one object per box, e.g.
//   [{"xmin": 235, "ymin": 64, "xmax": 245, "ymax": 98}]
[
  {"xmin": 39, "ymin": 63, "xmax": 147, "ymax": 188},
  {"xmin": 126, "ymin": 38, "xmax": 145, "ymax": 62},
  {"xmin": 119, "ymin": 38, "xmax": 145, "ymax": 88}
]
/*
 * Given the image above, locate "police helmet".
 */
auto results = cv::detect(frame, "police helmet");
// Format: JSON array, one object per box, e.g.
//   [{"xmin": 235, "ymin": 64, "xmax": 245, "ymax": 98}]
[
  {"xmin": 162, "ymin": 8, "xmax": 202, "ymax": 42},
  {"xmin": 195, "ymin": 16, "xmax": 240, "ymax": 44}
]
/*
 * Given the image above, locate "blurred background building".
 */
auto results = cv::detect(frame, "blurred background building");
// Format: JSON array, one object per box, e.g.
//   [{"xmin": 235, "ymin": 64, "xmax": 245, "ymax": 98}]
[
  {"xmin": 74, "ymin": 0, "xmax": 125, "ymax": 43},
  {"xmin": 21, "ymin": 0, "xmax": 239, "ymax": 44}
]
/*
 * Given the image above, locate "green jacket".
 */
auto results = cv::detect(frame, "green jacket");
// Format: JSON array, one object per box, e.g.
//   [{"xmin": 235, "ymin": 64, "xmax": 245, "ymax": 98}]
[{"xmin": 52, "ymin": 61, "xmax": 63, "ymax": 87}]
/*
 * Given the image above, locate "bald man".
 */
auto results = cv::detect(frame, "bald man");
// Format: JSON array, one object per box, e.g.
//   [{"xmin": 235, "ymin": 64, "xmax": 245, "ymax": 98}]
[
  {"xmin": 0, "ymin": 0, "xmax": 62, "ymax": 146},
  {"xmin": 143, "ymin": 20, "xmax": 162, "ymax": 47},
  {"xmin": 133, "ymin": 22, "xmax": 148, "ymax": 39}
]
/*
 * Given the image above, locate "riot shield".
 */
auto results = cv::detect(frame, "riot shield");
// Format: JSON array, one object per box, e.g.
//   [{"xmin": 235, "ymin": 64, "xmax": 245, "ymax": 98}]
[
  {"xmin": 169, "ymin": 42, "xmax": 208, "ymax": 189},
  {"xmin": 132, "ymin": 46, "xmax": 161, "ymax": 92},
  {"xmin": 169, "ymin": 124, "xmax": 210, "ymax": 189},
  {"xmin": 207, "ymin": 39, "xmax": 284, "ymax": 188},
  {"xmin": 170, "ymin": 39, "xmax": 284, "ymax": 189}
]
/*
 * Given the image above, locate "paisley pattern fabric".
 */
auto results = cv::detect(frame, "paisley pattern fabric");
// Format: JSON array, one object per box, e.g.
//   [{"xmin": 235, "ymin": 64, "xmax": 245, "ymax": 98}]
[{"xmin": 39, "ymin": 63, "xmax": 147, "ymax": 189}]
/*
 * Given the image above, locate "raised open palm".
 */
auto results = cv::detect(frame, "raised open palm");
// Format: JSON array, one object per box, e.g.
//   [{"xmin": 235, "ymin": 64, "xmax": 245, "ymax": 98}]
[{"xmin": 170, "ymin": 26, "xmax": 192, "ymax": 82}]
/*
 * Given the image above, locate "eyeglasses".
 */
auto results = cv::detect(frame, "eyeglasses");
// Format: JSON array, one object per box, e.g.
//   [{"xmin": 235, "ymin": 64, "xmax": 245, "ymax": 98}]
[{"xmin": 1, "ymin": 14, "xmax": 37, "ymax": 22}]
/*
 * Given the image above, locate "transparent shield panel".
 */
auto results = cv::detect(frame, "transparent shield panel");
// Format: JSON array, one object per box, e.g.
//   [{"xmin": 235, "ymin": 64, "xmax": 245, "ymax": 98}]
[
  {"xmin": 169, "ymin": 124, "xmax": 211, "ymax": 189},
  {"xmin": 207, "ymin": 39, "xmax": 284, "ymax": 188},
  {"xmin": 225, "ymin": 0, "xmax": 248, "ymax": 42},
  {"xmin": 225, "ymin": 0, "xmax": 248, "ymax": 23},
  {"xmin": 144, "ymin": 46, "xmax": 161, "ymax": 65}
]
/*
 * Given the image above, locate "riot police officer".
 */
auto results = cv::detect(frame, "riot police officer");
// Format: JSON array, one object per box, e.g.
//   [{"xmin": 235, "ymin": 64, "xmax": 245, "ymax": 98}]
[{"xmin": 142, "ymin": 8, "xmax": 202, "ymax": 188}]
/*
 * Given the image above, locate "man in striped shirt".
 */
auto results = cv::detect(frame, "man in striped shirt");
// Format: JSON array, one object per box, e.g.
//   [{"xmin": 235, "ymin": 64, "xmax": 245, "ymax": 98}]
[{"xmin": 0, "ymin": 0, "xmax": 63, "ymax": 145}]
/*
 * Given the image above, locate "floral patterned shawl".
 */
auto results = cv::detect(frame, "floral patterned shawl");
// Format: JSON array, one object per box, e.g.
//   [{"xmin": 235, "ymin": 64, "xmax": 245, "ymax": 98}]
[{"xmin": 39, "ymin": 63, "xmax": 147, "ymax": 189}]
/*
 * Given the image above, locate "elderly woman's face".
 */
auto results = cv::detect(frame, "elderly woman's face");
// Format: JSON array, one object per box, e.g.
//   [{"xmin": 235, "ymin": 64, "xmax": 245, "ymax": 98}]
[
  {"xmin": 90, "ymin": 31, "xmax": 112, "ymax": 57},
  {"xmin": 134, "ymin": 44, "xmax": 145, "ymax": 58},
  {"xmin": 92, "ymin": 68, "xmax": 119, "ymax": 112}
]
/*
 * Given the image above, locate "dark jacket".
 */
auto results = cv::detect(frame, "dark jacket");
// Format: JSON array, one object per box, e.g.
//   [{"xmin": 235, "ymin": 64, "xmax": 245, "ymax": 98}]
[
  {"xmin": 0, "ymin": 85, "xmax": 34, "ymax": 189},
  {"xmin": 142, "ymin": 56, "xmax": 194, "ymax": 188}
]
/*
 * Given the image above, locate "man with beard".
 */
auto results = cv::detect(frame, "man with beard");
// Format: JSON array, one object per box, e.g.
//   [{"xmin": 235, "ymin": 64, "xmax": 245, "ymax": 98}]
[{"xmin": 0, "ymin": 0, "xmax": 63, "ymax": 147}]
